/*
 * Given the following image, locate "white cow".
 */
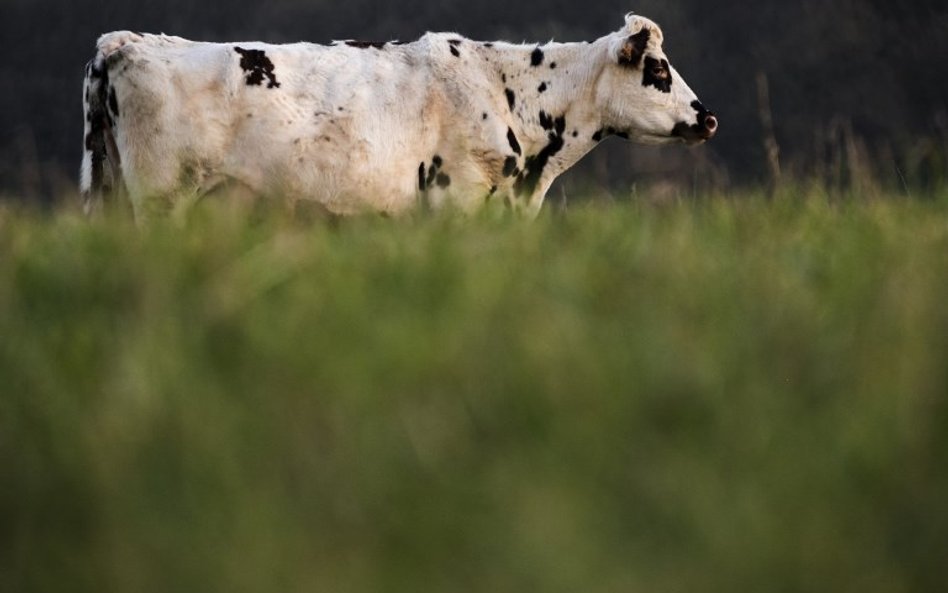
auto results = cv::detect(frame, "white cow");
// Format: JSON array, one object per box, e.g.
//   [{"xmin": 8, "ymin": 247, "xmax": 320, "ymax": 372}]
[{"xmin": 80, "ymin": 13, "xmax": 717, "ymax": 220}]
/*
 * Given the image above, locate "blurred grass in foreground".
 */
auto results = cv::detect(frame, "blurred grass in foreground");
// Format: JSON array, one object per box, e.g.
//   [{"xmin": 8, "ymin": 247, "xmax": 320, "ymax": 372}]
[{"xmin": 1, "ymin": 191, "xmax": 947, "ymax": 593}]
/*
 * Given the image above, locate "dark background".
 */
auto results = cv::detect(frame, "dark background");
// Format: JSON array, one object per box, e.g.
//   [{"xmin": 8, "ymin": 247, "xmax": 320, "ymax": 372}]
[{"xmin": 2, "ymin": 0, "xmax": 947, "ymax": 202}]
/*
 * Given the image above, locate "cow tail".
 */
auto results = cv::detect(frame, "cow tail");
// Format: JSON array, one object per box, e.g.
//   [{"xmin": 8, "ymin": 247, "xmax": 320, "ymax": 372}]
[{"xmin": 79, "ymin": 51, "xmax": 121, "ymax": 216}]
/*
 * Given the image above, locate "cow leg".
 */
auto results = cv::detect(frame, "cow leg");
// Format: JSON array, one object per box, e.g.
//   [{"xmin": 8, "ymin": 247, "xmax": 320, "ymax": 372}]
[{"xmin": 128, "ymin": 192, "xmax": 175, "ymax": 224}]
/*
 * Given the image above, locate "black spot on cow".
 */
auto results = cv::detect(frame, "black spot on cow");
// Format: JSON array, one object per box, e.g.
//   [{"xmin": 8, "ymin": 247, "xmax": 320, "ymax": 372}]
[
  {"xmin": 420, "ymin": 156, "xmax": 448, "ymax": 191},
  {"xmin": 483, "ymin": 42, "xmax": 494, "ymax": 48},
  {"xmin": 692, "ymin": 101, "xmax": 711, "ymax": 120},
  {"xmin": 549, "ymin": 62, "xmax": 557, "ymax": 69},
  {"xmin": 618, "ymin": 28, "xmax": 650, "ymax": 69},
  {"xmin": 450, "ymin": 45, "xmax": 460, "ymax": 58},
  {"xmin": 503, "ymin": 156, "xmax": 519, "ymax": 177},
  {"xmin": 514, "ymin": 115, "xmax": 567, "ymax": 196},
  {"xmin": 530, "ymin": 47, "xmax": 544, "ymax": 67},
  {"xmin": 108, "ymin": 87, "xmax": 119, "ymax": 118},
  {"xmin": 448, "ymin": 39, "xmax": 462, "ymax": 46},
  {"xmin": 505, "ymin": 88, "xmax": 516, "ymax": 110},
  {"xmin": 482, "ymin": 112, "xmax": 488, "ymax": 120},
  {"xmin": 539, "ymin": 110, "xmax": 553, "ymax": 131},
  {"xmin": 95, "ymin": 65, "xmax": 116, "ymax": 128},
  {"xmin": 345, "ymin": 40, "xmax": 387, "ymax": 49},
  {"xmin": 234, "ymin": 47, "xmax": 281, "ymax": 89},
  {"xmin": 571, "ymin": 130, "xmax": 578, "ymax": 138},
  {"xmin": 507, "ymin": 128, "xmax": 522, "ymax": 155},
  {"xmin": 592, "ymin": 127, "xmax": 628, "ymax": 142},
  {"xmin": 538, "ymin": 82, "xmax": 547, "ymax": 93},
  {"xmin": 642, "ymin": 56, "xmax": 673, "ymax": 93},
  {"xmin": 501, "ymin": 73, "xmax": 507, "ymax": 83},
  {"xmin": 553, "ymin": 115, "xmax": 565, "ymax": 136}
]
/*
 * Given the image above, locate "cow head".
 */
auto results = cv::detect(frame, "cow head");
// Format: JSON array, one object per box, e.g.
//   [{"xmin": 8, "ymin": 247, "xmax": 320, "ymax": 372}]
[{"xmin": 596, "ymin": 14, "xmax": 717, "ymax": 145}]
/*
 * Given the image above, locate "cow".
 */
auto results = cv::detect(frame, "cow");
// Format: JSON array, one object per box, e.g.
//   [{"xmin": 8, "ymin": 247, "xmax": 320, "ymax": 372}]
[{"xmin": 80, "ymin": 13, "xmax": 717, "ymax": 221}]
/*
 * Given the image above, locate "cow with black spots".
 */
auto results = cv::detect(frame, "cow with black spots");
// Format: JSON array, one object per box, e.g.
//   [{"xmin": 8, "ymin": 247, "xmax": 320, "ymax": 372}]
[{"xmin": 80, "ymin": 14, "xmax": 716, "ymax": 220}]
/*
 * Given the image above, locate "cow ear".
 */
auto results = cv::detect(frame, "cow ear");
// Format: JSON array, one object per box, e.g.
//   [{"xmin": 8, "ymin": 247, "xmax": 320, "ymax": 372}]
[{"xmin": 616, "ymin": 28, "xmax": 650, "ymax": 68}]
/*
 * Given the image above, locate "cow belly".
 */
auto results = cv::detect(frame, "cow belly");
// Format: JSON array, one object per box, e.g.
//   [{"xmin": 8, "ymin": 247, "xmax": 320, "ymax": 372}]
[{"xmin": 213, "ymin": 118, "xmax": 423, "ymax": 215}]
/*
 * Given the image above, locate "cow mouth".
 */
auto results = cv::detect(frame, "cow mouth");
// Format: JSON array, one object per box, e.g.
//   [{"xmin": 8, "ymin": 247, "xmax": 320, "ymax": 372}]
[
  {"xmin": 671, "ymin": 125, "xmax": 712, "ymax": 145},
  {"xmin": 672, "ymin": 101, "xmax": 718, "ymax": 144},
  {"xmin": 671, "ymin": 119, "xmax": 717, "ymax": 144}
]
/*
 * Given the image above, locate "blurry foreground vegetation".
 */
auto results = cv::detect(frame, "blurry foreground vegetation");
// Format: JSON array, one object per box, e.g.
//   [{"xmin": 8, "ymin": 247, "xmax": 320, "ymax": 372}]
[{"xmin": 1, "ymin": 189, "xmax": 948, "ymax": 592}]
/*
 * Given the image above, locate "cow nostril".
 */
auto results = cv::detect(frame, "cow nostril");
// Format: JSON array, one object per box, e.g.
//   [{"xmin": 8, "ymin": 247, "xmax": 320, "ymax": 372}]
[{"xmin": 705, "ymin": 115, "xmax": 718, "ymax": 132}]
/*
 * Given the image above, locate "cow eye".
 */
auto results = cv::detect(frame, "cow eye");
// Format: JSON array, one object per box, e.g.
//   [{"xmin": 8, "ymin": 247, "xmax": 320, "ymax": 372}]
[{"xmin": 651, "ymin": 65, "xmax": 665, "ymax": 77}]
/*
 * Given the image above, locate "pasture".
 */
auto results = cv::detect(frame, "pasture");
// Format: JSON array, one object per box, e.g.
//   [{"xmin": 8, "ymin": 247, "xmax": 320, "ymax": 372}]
[{"xmin": 2, "ymin": 189, "xmax": 947, "ymax": 592}]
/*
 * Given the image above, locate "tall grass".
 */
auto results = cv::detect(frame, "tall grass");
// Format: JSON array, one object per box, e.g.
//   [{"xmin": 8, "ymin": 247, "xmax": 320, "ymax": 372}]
[{"xmin": 2, "ymin": 191, "xmax": 947, "ymax": 592}]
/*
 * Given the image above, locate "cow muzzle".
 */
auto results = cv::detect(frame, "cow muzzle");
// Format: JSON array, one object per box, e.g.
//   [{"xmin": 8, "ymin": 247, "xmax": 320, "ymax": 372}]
[{"xmin": 672, "ymin": 101, "xmax": 718, "ymax": 144}]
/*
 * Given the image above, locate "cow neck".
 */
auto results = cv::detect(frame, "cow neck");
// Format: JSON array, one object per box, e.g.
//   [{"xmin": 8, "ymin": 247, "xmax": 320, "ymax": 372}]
[{"xmin": 480, "ymin": 37, "xmax": 610, "ymax": 185}]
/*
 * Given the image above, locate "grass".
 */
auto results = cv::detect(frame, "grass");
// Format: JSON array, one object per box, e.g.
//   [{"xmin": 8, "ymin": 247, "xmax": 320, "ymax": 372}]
[{"xmin": 1, "ymin": 190, "xmax": 947, "ymax": 592}]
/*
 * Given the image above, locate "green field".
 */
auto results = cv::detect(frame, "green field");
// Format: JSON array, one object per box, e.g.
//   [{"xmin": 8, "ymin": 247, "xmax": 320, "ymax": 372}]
[{"xmin": 2, "ymin": 191, "xmax": 947, "ymax": 592}]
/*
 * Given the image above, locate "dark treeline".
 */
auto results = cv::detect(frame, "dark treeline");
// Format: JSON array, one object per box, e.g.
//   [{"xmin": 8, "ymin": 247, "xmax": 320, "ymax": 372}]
[{"xmin": 2, "ymin": 0, "xmax": 946, "ymax": 202}]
